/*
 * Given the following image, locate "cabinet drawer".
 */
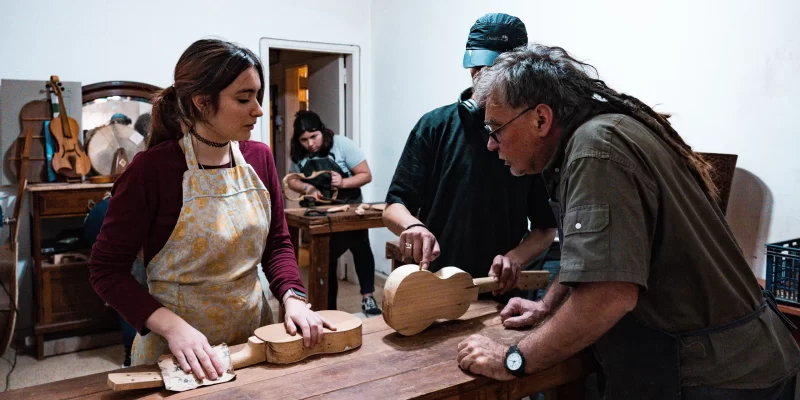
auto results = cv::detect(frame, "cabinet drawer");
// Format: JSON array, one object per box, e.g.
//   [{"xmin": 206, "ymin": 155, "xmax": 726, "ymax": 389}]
[
  {"xmin": 36, "ymin": 189, "xmax": 109, "ymax": 217},
  {"xmin": 39, "ymin": 260, "xmax": 109, "ymax": 326}
]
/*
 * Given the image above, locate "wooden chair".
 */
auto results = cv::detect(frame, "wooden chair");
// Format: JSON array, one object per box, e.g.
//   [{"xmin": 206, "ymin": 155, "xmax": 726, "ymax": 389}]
[{"xmin": 698, "ymin": 152, "xmax": 738, "ymax": 215}]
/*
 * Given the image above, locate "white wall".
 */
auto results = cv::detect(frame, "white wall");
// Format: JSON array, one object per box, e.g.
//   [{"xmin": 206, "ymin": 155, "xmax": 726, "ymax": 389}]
[
  {"xmin": 0, "ymin": 0, "xmax": 797, "ymax": 291},
  {"xmin": 0, "ymin": 0, "xmax": 373, "ymax": 149},
  {"xmin": 0, "ymin": 0, "xmax": 371, "ymax": 90},
  {"xmin": 0, "ymin": 0, "xmax": 373, "ymax": 330},
  {"xmin": 370, "ymin": 0, "xmax": 800, "ymax": 277}
]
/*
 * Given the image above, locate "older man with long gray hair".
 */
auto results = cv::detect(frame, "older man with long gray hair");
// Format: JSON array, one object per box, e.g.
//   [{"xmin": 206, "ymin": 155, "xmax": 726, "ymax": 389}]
[{"xmin": 456, "ymin": 44, "xmax": 800, "ymax": 400}]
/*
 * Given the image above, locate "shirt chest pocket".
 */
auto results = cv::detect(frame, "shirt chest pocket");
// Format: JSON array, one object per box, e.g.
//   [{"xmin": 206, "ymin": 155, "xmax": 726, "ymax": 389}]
[{"xmin": 562, "ymin": 204, "xmax": 610, "ymax": 271}]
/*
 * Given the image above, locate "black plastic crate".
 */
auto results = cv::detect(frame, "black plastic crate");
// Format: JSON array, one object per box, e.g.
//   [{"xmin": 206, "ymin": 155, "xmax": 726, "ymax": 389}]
[{"xmin": 765, "ymin": 238, "xmax": 800, "ymax": 306}]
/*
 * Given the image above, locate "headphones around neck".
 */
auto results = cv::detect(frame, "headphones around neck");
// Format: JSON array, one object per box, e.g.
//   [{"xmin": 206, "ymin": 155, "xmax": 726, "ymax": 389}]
[{"xmin": 457, "ymin": 88, "xmax": 486, "ymax": 133}]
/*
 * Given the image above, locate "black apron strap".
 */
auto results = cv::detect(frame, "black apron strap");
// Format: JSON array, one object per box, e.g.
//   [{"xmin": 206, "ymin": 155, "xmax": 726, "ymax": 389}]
[
  {"xmin": 763, "ymin": 289, "xmax": 798, "ymax": 331},
  {"xmin": 678, "ymin": 301, "xmax": 768, "ymax": 338}
]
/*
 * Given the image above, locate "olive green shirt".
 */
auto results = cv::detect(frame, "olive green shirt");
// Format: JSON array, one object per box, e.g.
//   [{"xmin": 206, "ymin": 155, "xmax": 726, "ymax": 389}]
[{"xmin": 542, "ymin": 113, "xmax": 800, "ymax": 388}]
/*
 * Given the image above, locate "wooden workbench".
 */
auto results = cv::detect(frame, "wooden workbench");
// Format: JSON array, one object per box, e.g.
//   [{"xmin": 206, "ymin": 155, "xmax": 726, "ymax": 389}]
[
  {"xmin": 5, "ymin": 301, "xmax": 596, "ymax": 399},
  {"xmin": 284, "ymin": 204, "xmax": 386, "ymax": 310}
]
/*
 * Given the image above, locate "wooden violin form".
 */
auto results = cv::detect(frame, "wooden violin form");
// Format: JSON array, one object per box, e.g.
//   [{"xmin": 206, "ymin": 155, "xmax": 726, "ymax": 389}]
[
  {"xmin": 7, "ymin": 100, "xmax": 51, "ymax": 182},
  {"xmin": 47, "ymin": 76, "xmax": 92, "ymax": 178},
  {"xmin": 281, "ymin": 170, "xmax": 340, "ymax": 204},
  {"xmin": 107, "ymin": 310, "xmax": 362, "ymax": 391},
  {"xmin": 382, "ymin": 265, "xmax": 550, "ymax": 336}
]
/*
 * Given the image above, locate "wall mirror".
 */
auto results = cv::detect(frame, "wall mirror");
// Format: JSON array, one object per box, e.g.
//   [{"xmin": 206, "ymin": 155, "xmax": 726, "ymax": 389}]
[{"xmin": 81, "ymin": 81, "xmax": 160, "ymax": 177}]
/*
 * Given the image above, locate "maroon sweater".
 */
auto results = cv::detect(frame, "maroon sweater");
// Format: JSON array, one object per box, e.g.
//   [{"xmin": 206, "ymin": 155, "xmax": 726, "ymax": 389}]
[{"xmin": 88, "ymin": 139, "xmax": 305, "ymax": 334}]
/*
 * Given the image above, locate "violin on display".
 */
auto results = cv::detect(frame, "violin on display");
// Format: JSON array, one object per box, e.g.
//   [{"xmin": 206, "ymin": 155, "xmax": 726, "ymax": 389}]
[{"xmin": 47, "ymin": 76, "xmax": 92, "ymax": 178}]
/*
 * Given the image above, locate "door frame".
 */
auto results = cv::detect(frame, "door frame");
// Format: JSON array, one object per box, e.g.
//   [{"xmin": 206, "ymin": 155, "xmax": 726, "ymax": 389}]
[{"xmin": 259, "ymin": 38, "xmax": 361, "ymax": 147}]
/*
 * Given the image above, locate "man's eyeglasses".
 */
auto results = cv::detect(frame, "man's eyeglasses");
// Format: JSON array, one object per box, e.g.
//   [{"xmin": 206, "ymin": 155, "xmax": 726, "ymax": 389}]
[{"xmin": 485, "ymin": 107, "xmax": 534, "ymax": 144}]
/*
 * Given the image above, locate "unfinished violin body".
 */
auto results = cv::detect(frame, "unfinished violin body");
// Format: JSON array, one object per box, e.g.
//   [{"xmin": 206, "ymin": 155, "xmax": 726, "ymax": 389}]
[{"xmin": 382, "ymin": 265, "xmax": 549, "ymax": 336}]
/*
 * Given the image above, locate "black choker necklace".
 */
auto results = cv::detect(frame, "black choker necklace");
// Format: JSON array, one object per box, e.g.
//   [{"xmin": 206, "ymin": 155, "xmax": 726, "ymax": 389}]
[{"xmin": 190, "ymin": 130, "xmax": 229, "ymax": 148}]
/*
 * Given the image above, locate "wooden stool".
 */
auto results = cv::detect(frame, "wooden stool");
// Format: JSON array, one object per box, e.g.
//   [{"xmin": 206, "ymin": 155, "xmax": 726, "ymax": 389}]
[{"xmin": 385, "ymin": 240, "xmax": 415, "ymax": 271}]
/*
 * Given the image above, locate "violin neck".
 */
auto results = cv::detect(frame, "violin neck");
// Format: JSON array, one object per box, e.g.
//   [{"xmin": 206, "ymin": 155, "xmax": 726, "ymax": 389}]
[{"xmin": 50, "ymin": 85, "xmax": 74, "ymax": 138}]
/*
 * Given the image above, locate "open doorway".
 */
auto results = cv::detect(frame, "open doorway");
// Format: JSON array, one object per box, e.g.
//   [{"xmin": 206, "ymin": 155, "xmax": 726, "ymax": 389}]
[
  {"xmin": 260, "ymin": 39, "xmax": 361, "ymax": 208},
  {"xmin": 260, "ymin": 39, "xmax": 364, "ymax": 299},
  {"xmin": 267, "ymin": 50, "xmax": 344, "ymax": 199}
]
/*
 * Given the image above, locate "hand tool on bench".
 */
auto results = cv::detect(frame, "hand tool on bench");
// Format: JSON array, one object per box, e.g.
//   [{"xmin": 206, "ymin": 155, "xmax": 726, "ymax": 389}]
[
  {"xmin": 382, "ymin": 264, "xmax": 549, "ymax": 336},
  {"xmin": 107, "ymin": 310, "xmax": 362, "ymax": 391}
]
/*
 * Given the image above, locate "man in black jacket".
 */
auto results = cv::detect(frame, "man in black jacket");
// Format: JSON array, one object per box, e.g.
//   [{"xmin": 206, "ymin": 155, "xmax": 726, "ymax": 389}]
[{"xmin": 383, "ymin": 13, "xmax": 556, "ymax": 296}]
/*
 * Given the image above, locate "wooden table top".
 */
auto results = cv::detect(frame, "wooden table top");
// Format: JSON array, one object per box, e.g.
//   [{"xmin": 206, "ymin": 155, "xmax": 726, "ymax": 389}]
[
  {"xmin": 6, "ymin": 301, "xmax": 595, "ymax": 399},
  {"xmin": 27, "ymin": 182, "xmax": 114, "ymax": 192},
  {"xmin": 284, "ymin": 204, "xmax": 385, "ymax": 234}
]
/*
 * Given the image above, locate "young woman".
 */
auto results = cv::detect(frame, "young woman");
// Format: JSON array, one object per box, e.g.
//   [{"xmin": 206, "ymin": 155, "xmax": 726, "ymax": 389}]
[
  {"xmin": 88, "ymin": 39, "xmax": 333, "ymax": 381},
  {"xmin": 285, "ymin": 111, "xmax": 381, "ymax": 316}
]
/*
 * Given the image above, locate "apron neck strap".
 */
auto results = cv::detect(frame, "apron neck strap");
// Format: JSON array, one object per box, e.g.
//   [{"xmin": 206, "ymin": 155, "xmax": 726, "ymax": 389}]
[
  {"xmin": 230, "ymin": 141, "xmax": 246, "ymax": 166},
  {"xmin": 183, "ymin": 134, "xmax": 199, "ymax": 170}
]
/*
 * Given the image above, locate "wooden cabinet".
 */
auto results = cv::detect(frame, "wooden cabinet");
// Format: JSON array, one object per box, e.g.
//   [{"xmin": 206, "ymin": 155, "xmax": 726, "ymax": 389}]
[{"xmin": 28, "ymin": 183, "xmax": 118, "ymax": 359}]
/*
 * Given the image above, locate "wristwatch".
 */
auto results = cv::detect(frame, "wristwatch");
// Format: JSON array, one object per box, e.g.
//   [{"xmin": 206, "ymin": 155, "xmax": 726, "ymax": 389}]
[
  {"xmin": 504, "ymin": 345, "xmax": 526, "ymax": 377},
  {"xmin": 281, "ymin": 288, "xmax": 308, "ymax": 307}
]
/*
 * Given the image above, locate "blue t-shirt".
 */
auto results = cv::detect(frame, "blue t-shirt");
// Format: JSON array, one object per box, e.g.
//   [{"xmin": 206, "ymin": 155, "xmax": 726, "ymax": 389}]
[{"xmin": 290, "ymin": 135, "xmax": 366, "ymax": 176}]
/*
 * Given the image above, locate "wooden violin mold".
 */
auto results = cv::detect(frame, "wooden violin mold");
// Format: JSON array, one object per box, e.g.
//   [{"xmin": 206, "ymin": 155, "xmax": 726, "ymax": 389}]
[
  {"xmin": 253, "ymin": 309, "xmax": 361, "ymax": 365},
  {"xmin": 382, "ymin": 265, "xmax": 549, "ymax": 336},
  {"xmin": 281, "ymin": 170, "xmax": 339, "ymax": 203},
  {"xmin": 107, "ymin": 310, "xmax": 362, "ymax": 391}
]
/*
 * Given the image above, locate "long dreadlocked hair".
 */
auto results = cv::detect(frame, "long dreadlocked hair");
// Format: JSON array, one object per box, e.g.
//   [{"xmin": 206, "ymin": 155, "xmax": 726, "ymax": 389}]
[{"xmin": 473, "ymin": 44, "xmax": 718, "ymax": 203}]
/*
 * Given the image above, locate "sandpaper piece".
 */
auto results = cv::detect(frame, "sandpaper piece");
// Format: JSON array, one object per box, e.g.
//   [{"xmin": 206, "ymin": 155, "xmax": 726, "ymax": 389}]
[{"xmin": 157, "ymin": 343, "xmax": 236, "ymax": 392}]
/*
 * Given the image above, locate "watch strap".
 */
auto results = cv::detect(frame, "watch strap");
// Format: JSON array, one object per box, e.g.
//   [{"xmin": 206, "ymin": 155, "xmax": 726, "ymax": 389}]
[
  {"xmin": 281, "ymin": 288, "xmax": 308, "ymax": 307},
  {"xmin": 505, "ymin": 345, "xmax": 526, "ymax": 377}
]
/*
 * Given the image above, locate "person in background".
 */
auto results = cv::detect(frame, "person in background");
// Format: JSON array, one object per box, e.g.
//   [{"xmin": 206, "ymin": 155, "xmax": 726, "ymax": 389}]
[
  {"xmin": 110, "ymin": 113, "xmax": 132, "ymax": 126},
  {"xmin": 284, "ymin": 110, "xmax": 381, "ymax": 316},
  {"xmin": 134, "ymin": 112, "xmax": 151, "ymax": 138}
]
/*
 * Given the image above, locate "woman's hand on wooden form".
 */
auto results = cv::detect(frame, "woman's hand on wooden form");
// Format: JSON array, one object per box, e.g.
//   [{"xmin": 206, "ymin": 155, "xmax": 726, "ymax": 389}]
[
  {"xmin": 284, "ymin": 298, "xmax": 337, "ymax": 348},
  {"xmin": 330, "ymin": 171, "xmax": 344, "ymax": 189}
]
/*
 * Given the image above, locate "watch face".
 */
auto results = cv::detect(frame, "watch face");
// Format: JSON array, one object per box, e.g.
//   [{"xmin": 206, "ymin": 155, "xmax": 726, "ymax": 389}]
[{"xmin": 506, "ymin": 352, "xmax": 523, "ymax": 370}]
